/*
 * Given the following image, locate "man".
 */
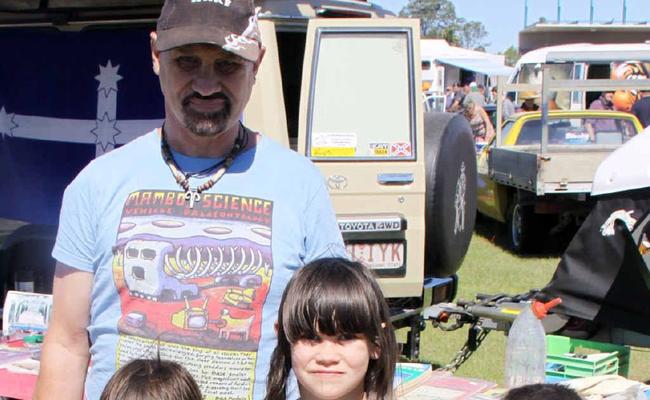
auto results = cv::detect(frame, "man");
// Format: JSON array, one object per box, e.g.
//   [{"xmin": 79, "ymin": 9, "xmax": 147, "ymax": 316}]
[
  {"xmin": 449, "ymin": 81, "xmax": 469, "ymax": 112},
  {"xmin": 34, "ymin": 1, "xmax": 344, "ymax": 399},
  {"xmin": 464, "ymin": 81, "xmax": 485, "ymax": 108},
  {"xmin": 632, "ymin": 90, "xmax": 650, "ymax": 128},
  {"xmin": 502, "ymin": 92, "xmax": 516, "ymax": 119},
  {"xmin": 518, "ymin": 91, "xmax": 539, "ymax": 112},
  {"xmin": 589, "ymin": 91, "xmax": 614, "ymax": 111},
  {"xmin": 587, "ymin": 91, "xmax": 617, "ymax": 141}
]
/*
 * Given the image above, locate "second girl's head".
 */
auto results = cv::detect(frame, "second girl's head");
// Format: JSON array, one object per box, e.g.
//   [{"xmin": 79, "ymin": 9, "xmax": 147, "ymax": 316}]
[{"xmin": 266, "ymin": 258, "xmax": 397, "ymax": 400}]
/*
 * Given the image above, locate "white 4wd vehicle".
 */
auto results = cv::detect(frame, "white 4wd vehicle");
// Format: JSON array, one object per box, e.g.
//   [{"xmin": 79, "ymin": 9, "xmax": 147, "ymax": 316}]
[{"xmin": 0, "ymin": 0, "xmax": 477, "ymax": 356}]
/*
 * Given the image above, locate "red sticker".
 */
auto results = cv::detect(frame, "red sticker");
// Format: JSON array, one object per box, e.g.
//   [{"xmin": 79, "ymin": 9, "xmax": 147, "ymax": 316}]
[{"xmin": 390, "ymin": 142, "xmax": 412, "ymax": 157}]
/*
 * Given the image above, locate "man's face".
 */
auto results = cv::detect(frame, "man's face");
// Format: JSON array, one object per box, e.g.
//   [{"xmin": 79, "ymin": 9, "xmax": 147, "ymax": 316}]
[
  {"xmin": 604, "ymin": 92, "xmax": 614, "ymax": 104},
  {"xmin": 154, "ymin": 40, "xmax": 260, "ymax": 137}
]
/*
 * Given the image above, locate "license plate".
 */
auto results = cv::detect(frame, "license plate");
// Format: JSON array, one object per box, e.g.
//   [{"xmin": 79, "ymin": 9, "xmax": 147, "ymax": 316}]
[{"xmin": 345, "ymin": 242, "xmax": 404, "ymax": 269}]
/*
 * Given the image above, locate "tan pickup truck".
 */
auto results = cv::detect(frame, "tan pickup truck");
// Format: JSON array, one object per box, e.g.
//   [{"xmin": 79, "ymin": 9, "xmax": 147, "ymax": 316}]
[{"xmin": 0, "ymin": 0, "xmax": 477, "ymax": 357}]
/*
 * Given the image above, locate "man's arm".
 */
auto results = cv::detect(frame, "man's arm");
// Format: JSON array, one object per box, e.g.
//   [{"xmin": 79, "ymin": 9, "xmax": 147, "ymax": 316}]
[{"xmin": 34, "ymin": 263, "xmax": 93, "ymax": 400}]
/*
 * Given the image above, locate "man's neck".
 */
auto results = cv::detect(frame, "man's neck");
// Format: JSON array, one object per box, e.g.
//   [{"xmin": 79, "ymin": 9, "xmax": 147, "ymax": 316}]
[{"xmin": 163, "ymin": 117, "xmax": 240, "ymax": 158}]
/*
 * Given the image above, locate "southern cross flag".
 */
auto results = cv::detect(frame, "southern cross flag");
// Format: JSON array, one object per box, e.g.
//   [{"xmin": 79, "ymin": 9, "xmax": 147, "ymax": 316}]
[{"xmin": 0, "ymin": 26, "xmax": 164, "ymax": 225}]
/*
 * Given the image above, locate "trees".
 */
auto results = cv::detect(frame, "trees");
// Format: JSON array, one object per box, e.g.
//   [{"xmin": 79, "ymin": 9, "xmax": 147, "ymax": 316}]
[
  {"xmin": 399, "ymin": 0, "xmax": 489, "ymax": 50},
  {"xmin": 501, "ymin": 45, "xmax": 520, "ymax": 66}
]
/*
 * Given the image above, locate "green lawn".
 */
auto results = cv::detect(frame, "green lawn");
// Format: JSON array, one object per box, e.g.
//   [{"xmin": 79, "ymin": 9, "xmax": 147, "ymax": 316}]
[{"xmin": 402, "ymin": 233, "xmax": 650, "ymax": 386}]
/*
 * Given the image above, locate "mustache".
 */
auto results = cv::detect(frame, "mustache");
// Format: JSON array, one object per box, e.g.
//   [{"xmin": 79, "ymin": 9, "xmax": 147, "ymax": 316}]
[{"xmin": 182, "ymin": 92, "xmax": 231, "ymax": 107}]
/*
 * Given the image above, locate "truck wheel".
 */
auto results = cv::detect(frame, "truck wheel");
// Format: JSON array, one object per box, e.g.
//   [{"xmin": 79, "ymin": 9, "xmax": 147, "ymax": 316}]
[
  {"xmin": 507, "ymin": 200, "xmax": 538, "ymax": 254},
  {"xmin": 423, "ymin": 112, "xmax": 477, "ymax": 277}
]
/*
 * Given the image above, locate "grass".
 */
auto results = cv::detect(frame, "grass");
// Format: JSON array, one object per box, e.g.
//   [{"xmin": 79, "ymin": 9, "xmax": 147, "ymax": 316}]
[{"xmin": 399, "ymin": 232, "xmax": 650, "ymax": 385}]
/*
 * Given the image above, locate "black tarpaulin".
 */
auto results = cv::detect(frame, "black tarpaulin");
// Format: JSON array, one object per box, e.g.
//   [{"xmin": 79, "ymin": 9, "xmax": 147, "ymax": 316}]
[{"xmin": 542, "ymin": 187, "xmax": 650, "ymax": 336}]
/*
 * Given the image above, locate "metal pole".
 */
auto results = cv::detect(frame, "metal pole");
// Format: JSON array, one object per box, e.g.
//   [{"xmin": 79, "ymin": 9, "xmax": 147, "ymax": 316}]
[
  {"xmin": 524, "ymin": 0, "xmax": 528, "ymax": 27},
  {"xmin": 622, "ymin": 0, "xmax": 627, "ymax": 23},
  {"xmin": 541, "ymin": 65, "xmax": 550, "ymax": 155},
  {"xmin": 496, "ymin": 76, "xmax": 504, "ymax": 147},
  {"xmin": 590, "ymin": 0, "xmax": 594, "ymax": 24},
  {"xmin": 557, "ymin": 0, "xmax": 561, "ymax": 22}
]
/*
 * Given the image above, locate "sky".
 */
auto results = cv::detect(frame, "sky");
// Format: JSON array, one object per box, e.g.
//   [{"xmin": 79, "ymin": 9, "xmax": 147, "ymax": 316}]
[{"xmin": 371, "ymin": 0, "xmax": 650, "ymax": 53}]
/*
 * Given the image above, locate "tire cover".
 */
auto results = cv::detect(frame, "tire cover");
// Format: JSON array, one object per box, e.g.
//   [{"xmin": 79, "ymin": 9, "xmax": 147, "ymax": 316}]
[{"xmin": 424, "ymin": 112, "xmax": 477, "ymax": 277}]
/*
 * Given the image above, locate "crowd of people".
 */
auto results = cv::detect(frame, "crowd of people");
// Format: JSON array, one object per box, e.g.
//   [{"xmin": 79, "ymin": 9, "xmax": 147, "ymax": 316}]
[{"xmin": 445, "ymin": 80, "xmax": 650, "ymax": 146}]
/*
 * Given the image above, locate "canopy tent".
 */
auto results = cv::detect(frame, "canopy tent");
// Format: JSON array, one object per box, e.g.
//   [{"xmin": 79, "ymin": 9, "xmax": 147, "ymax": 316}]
[{"xmin": 436, "ymin": 57, "xmax": 514, "ymax": 77}]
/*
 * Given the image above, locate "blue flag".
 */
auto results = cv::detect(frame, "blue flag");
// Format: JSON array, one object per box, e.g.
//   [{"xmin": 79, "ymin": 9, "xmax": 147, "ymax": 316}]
[{"xmin": 0, "ymin": 26, "xmax": 164, "ymax": 225}]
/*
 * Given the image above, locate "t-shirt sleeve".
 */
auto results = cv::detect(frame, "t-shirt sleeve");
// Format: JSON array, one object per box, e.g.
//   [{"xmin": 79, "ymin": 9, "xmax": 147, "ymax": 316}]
[
  {"xmin": 51, "ymin": 171, "xmax": 97, "ymax": 272},
  {"xmin": 302, "ymin": 181, "xmax": 347, "ymax": 263}
]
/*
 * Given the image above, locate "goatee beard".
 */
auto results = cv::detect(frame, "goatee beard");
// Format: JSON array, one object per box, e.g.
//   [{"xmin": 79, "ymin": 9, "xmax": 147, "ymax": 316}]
[{"xmin": 182, "ymin": 93, "xmax": 232, "ymax": 137}]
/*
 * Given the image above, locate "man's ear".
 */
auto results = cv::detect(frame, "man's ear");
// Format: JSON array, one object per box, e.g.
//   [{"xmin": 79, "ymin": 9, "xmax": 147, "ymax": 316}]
[
  {"xmin": 252, "ymin": 45, "xmax": 266, "ymax": 75},
  {"xmin": 150, "ymin": 31, "xmax": 161, "ymax": 76}
]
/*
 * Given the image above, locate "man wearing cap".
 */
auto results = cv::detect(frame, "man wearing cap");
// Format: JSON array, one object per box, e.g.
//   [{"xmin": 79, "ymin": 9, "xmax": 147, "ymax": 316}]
[{"xmin": 34, "ymin": 1, "xmax": 344, "ymax": 399}]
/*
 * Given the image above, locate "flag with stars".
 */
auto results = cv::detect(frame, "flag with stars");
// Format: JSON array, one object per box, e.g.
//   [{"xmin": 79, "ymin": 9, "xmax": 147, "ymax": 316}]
[{"xmin": 0, "ymin": 26, "xmax": 164, "ymax": 225}]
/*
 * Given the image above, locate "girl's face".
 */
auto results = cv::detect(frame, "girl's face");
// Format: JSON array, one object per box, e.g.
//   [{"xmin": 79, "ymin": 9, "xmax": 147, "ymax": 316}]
[{"xmin": 291, "ymin": 332, "xmax": 378, "ymax": 400}]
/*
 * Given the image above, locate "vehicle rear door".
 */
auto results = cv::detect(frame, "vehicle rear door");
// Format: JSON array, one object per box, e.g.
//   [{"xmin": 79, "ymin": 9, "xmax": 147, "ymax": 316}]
[{"xmin": 297, "ymin": 18, "xmax": 425, "ymax": 299}]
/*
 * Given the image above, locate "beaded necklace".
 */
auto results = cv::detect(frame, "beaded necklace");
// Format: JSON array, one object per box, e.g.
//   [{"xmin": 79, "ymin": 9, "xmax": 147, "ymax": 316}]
[{"xmin": 161, "ymin": 124, "xmax": 247, "ymax": 208}]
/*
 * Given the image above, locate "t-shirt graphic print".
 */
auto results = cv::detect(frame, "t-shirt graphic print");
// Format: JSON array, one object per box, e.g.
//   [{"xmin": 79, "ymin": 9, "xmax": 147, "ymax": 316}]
[{"xmin": 112, "ymin": 189, "xmax": 273, "ymax": 399}]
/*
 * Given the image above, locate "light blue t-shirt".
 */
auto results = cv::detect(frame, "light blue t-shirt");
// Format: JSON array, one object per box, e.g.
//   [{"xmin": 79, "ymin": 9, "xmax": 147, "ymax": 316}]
[{"xmin": 52, "ymin": 129, "xmax": 345, "ymax": 400}]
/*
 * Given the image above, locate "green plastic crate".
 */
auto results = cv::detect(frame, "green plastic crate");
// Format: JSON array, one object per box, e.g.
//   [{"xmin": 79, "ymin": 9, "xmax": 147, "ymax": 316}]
[{"xmin": 545, "ymin": 335, "xmax": 630, "ymax": 379}]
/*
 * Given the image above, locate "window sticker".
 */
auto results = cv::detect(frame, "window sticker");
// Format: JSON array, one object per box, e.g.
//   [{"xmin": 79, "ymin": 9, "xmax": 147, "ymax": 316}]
[
  {"xmin": 369, "ymin": 143, "xmax": 390, "ymax": 156},
  {"xmin": 311, "ymin": 132, "xmax": 357, "ymax": 157},
  {"xmin": 390, "ymin": 142, "xmax": 412, "ymax": 157}
]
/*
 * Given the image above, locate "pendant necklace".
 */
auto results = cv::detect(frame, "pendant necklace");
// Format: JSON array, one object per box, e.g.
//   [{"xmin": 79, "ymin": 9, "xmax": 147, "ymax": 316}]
[{"xmin": 161, "ymin": 124, "xmax": 247, "ymax": 208}]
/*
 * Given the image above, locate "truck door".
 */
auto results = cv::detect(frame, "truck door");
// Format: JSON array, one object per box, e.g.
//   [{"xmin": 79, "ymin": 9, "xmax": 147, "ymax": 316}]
[{"xmin": 297, "ymin": 18, "xmax": 425, "ymax": 299}]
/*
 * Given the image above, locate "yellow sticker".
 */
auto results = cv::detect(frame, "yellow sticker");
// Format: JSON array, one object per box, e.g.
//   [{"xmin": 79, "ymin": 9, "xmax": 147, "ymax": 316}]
[
  {"xmin": 369, "ymin": 143, "xmax": 390, "ymax": 156},
  {"xmin": 311, "ymin": 147, "xmax": 356, "ymax": 157}
]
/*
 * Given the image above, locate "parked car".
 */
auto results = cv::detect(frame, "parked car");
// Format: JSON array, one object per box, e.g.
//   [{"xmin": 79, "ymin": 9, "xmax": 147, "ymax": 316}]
[{"xmin": 476, "ymin": 109, "xmax": 643, "ymax": 252}]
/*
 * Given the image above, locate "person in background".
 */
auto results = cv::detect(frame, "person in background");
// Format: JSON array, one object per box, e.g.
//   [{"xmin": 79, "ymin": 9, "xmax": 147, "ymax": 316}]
[
  {"xmin": 589, "ymin": 91, "xmax": 614, "ymax": 111},
  {"xmin": 632, "ymin": 90, "xmax": 650, "ymax": 128},
  {"xmin": 502, "ymin": 92, "xmax": 516, "ymax": 120},
  {"xmin": 462, "ymin": 98, "xmax": 495, "ymax": 145},
  {"xmin": 100, "ymin": 359, "xmax": 202, "ymax": 400},
  {"xmin": 489, "ymin": 86, "xmax": 498, "ymax": 105},
  {"xmin": 504, "ymin": 383, "xmax": 582, "ymax": 400},
  {"xmin": 265, "ymin": 258, "xmax": 398, "ymax": 400},
  {"xmin": 444, "ymin": 85, "xmax": 455, "ymax": 111},
  {"xmin": 448, "ymin": 81, "xmax": 468, "ymax": 112},
  {"xmin": 519, "ymin": 91, "xmax": 540, "ymax": 112},
  {"xmin": 612, "ymin": 90, "xmax": 636, "ymax": 113},
  {"xmin": 477, "ymin": 83, "xmax": 487, "ymax": 104},
  {"xmin": 465, "ymin": 81, "xmax": 486, "ymax": 108}
]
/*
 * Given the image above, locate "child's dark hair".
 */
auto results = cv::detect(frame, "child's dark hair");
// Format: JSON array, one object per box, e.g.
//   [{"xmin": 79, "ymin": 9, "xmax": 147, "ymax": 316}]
[
  {"xmin": 504, "ymin": 383, "xmax": 582, "ymax": 400},
  {"xmin": 265, "ymin": 257, "xmax": 398, "ymax": 400},
  {"xmin": 100, "ymin": 358, "xmax": 202, "ymax": 400}
]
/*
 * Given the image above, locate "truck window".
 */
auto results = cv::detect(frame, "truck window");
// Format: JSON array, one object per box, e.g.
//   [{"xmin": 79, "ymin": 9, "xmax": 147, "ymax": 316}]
[
  {"xmin": 514, "ymin": 117, "xmax": 637, "ymax": 145},
  {"xmin": 306, "ymin": 29, "xmax": 415, "ymax": 160}
]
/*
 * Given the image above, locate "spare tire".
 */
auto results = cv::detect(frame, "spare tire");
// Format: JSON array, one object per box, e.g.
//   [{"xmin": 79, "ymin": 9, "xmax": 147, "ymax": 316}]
[{"xmin": 424, "ymin": 112, "xmax": 477, "ymax": 277}]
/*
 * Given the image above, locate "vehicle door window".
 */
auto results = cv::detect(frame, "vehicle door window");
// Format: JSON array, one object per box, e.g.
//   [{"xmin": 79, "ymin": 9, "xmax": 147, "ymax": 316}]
[
  {"xmin": 306, "ymin": 29, "xmax": 415, "ymax": 160},
  {"xmin": 514, "ymin": 120, "xmax": 542, "ymax": 145}
]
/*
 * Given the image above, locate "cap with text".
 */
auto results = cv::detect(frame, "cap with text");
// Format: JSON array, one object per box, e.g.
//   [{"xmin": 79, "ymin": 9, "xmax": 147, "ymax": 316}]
[{"xmin": 156, "ymin": 0, "xmax": 261, "ymax": 62}]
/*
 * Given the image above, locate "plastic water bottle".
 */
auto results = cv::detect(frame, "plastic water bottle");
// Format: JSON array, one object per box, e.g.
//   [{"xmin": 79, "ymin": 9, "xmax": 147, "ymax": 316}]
[{"xmin": 504, "ymin": 298, "xmax": 561, "ymax": 389}]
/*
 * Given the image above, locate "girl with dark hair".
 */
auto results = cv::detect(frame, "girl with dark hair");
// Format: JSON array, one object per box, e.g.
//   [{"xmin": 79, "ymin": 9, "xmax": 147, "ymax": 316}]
[
  {"xmin": 100, "ymin": 358, "xmax": 202, "ymax": 400},
  {"xmin": 265, "ymin": 258, "xmax": 398, "ymax": 400}
]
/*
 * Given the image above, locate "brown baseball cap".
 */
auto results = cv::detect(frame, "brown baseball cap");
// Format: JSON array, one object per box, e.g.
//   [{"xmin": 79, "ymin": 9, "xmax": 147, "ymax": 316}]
[{"xmin": 156, "ymin": 0, "xmax": 262, "ymax": 62}]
